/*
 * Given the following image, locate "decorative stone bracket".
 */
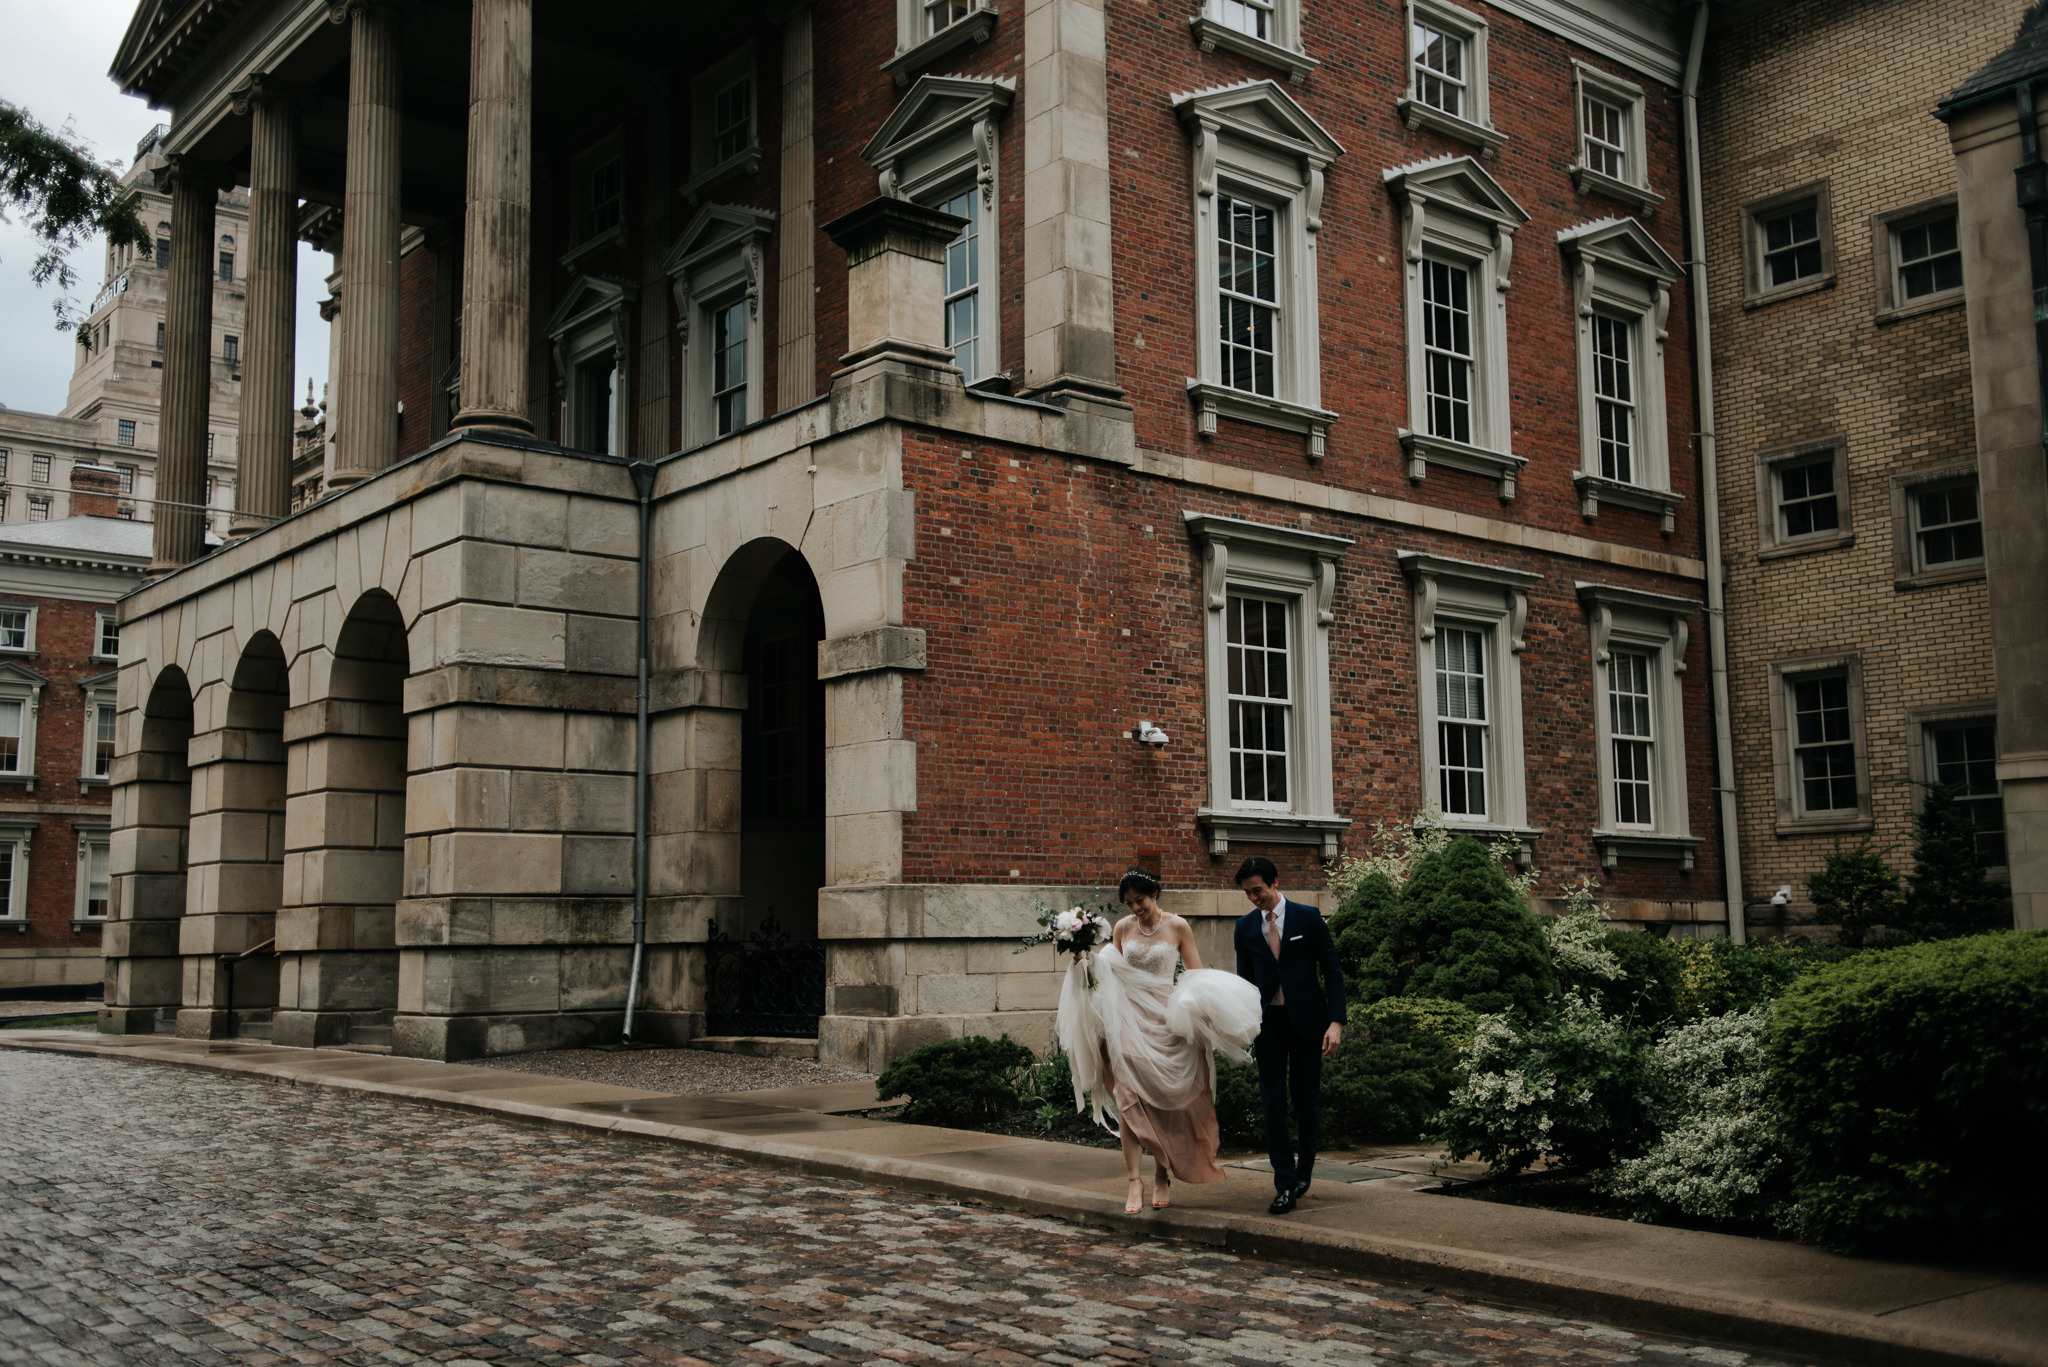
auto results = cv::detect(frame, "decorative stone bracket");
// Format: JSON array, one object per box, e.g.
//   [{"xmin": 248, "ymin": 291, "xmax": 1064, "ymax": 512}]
[
  {"xmin": 1402, "ymin": 551, "xmax": 1537, "ymax": 653},
  {"xmin": 817, "ymin": 626, "xmax": 927, "ymax": 680}
]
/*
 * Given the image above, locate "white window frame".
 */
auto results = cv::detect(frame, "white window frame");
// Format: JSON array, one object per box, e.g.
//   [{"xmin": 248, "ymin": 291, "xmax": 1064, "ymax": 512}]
[
  {"xmin": 1191, "ymin": 0, "xmax": 1320, "ymax": 85},
  {"xmin": 1188, "ymin": 512, "xmax": 1352, "ymax": 861},
  {"xmin": 1175, "ymin": 81, "xmax": 1343, "ymax": 461},
  {"xmin": 1399, "ymin": 0, "xmax": 1503, "ymax": 157},
  {"xmin": 682, "ymin": 45, "xmax": 763, "ymax": 201},
  {"xmin": 665, "ymin": 204, "xmax": 778, "ymax": 447},
  {"xmin": 0, "ymin": 605, "xmax": 35, "ymax": 654},
  {"xmin": 81, "ymin": 679, "xmax": 117, "ymax": 783},
  {"xmin": 1890, "ymin": 461, "xmax": 1985, "ymax": 588},
  {"xmin": 1768, "ymin": 652, "xmax": 1872, "ymax": 834},
  {"xmin": 74, "ymin": 822, "xmax": 110, "ymax": 923},
  {"xmin": 862, "ymin": 75, "xmax": 1014, "ymax": 387},
  {"xmin": 885, "ymin": 0, "xmax": 999, "ymax": 88},
  {"xmin": 544, "ymin": 276, "xmax": 638, "ymax": 457},
  {"xmin": 0, "ymin": 660, "xmax": 48, "ymax": 786},
  {"xmin": 1577, "ymin": 583, "xmax": 1701, "ymax": 870},
  {"xmin": 562, "ymin": 129, "xmax": 627, "ymax": 270},
  {"xmin": 1403, "ymin": 552, "xmax": 1536, "ymax": 845},
  {"xmin": 1387, "ymin": 156, "xmax": 1528, "ymax": 498},
  {"xmin": 1560, "ymin": 218, "xmax": 1683, "ymax": 532},
  {"xmin": 30, "ymin": 453, "xmax": 51, "ymax": 485},
  {"xmin": 0, "ymin": 820, "xmax": 31, "ymax": 920},
  {"xmin": 94, "ymin": 611, "xmax": 119, "ymax": 661},
  {"xmin": 1570, "ymin": 63, "xmax": 1661, "ymax": 213}
]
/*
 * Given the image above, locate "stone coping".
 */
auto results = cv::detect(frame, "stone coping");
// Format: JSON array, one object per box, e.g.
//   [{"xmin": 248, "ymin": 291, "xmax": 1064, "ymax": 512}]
[{"xmin": 3, "ymin": 1031, "xmax": 2040, "ymax": 1367}]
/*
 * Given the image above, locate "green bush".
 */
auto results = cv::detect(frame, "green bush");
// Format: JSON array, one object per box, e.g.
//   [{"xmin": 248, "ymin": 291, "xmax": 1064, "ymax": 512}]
[
  {"xmin": 1808, "ymin": 836, "xmax": 1903, "ymax": 948},
  {"xmin": 1899, "ymin": 783, "xmax": 2009, "ymax": 943},
  {"xmin": 1671, "ymin": 936, "xmax": 1859, "ymax": 1018},
  {"xmin": 1214, "ymin": 1052, "xmax": 1264, "ymax": 1148},
  {"xmin": 1434, "ymin": 995, "xmax": 1655, "ymax": 1176},
  {"xmin": 1347, "ymin": 836, "xmax": 1558, "ymax": 1017},
  {"xmin": 875, "ymin": 1034, "xmax": 1035, "ymax": 1125},
  {"xmin": 1321, "ymin": 997, "xmax": 1478, "ymax": 1143},
  {"xmin": 1328, "ymin": 870, "xmax": 1400, "ymax": 986},
  {"xmin": 1593, "ymin": 931, "xmax": 1684, "ymax": 1028},
  {"xmin": 1606, "ymin": 1008, "xmax": 1797, "ymax": 1230},
  {"xmin": 1770, "ymin": 930, "xmax": 2048, "ymax": 1255}
]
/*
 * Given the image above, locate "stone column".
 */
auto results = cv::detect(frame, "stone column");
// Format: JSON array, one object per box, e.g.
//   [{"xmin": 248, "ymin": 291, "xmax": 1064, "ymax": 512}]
[
  {"xmin": 1021, "ymin": 0, "xmax": 1120, "ymax": 403},
  {"xmin": 451, "ymin": 0, "xmax": 534, "ymax": 433},
  {"xmin": 777, "ymin": 8, "xmax": 817, "ymax": 408},
  {"xmin": 152, "ymin": 158, "xmax": 220, "ymax": 573},
  {"xmin": 233, "ymin": 85, "xmax": 299, "ymax": 536},
  {"xmin": 331, "ymin": 0, "xmax": 404, "ymax": 484}
]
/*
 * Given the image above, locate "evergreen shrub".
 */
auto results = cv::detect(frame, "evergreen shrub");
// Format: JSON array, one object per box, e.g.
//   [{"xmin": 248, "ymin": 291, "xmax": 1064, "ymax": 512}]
[
  {"xmin": 1328, "ymin": 870, "xmax": 1399, "ymax": 986},
  {"xmin": 1770, "ymin": 931, "xmax": 2048, "ymax": 1255},
  {"xmin": 1670, "ymin": 936, "xmax": 1858, "ymax": 1018},
  {"xmin": 1344, "ymin": 836, "xmax": 1557, "ymax": 1016},
  {"xmin": 1807, "ymin": 836, "xmax": 1903, "ymax": 948},
  {"xmin": 1321, "ymin": 996, "xmax": 1477, "ymax": 1142},
  {"xmin": 875, "ymin": 1034, "xmax": 1035, "ymax": 1125},
  {"xmin": 1899, "ymin": 783, "xmax": 2009, "ymax": 942}
]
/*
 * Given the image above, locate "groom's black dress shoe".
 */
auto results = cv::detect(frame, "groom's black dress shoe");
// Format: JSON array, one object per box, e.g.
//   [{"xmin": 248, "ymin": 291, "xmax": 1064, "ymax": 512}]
[
  {"xmin": 1289, "ymin": 1180, "xmax": 1310, "ymax": 1200},
  {"xmin": 1268, "ymin": 1190, "xmax": 1298, "ymax": 1215}
]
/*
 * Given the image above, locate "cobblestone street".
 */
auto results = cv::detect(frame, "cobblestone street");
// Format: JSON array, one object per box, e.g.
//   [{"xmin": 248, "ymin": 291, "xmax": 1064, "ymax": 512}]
[{"xmin": 0, "ymin": 1051, "xmax": 1815, "ymax": 1367}]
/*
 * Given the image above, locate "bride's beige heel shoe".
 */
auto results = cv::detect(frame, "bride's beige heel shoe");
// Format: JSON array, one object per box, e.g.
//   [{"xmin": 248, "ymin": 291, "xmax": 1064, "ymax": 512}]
[
  {"xmin": 1153, "ymin": 1169, "xmax": 1173, "ymax": 1209},
  {"xmin": 1124, "ymin": 1179, "xmax": 1145, "ymax": 1215}
]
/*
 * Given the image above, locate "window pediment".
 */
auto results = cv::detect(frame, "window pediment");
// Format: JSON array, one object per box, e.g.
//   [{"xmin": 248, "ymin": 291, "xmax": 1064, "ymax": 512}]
[
  {"xmin": 664, "ymin": 205, "xmax": 777, "ymax": 302},
  {"xmin": 1576, "ymin": 582, "xmax": 1697, "ymax": 674},
  {"xmin": 863, "ymin": 75, "xmax": 1015, "ymax": 197},
  {"xmin": 1175, "ymin": 80, "xmax": 1344, "ymax": 187},
  {"xmin": 0, "ymin": 661, "xmax": 50, "ymax": 691},
  {"xmin": 1384, "ymin": 155, "xmax": 1529, "ymax": 235},
  {"xmin": 1558, "ymin": 217, "xmax": 1680, "ymax": 289},
  {"xmin": 544, "ymin": 275, "xmax": 637, "ymax": 345}
]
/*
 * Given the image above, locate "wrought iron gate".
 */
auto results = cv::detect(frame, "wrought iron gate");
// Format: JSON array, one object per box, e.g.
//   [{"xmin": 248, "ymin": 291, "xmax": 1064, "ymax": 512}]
[{"xmin": 703, "ymin": 914, "xmax": 826, "ymax": 1036}]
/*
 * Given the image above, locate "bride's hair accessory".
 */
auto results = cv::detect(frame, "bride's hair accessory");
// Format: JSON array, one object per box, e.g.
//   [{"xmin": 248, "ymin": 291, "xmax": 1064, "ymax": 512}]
[{"xmin": 1117, "ymin": 868, "xmax": 1162, "ymax": 901}]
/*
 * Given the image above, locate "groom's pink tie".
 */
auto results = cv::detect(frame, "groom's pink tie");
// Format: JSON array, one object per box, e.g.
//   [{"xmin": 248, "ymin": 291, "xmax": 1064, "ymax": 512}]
[{"xmin": 1265, "ymin": 908, "xmax": 1285, "ymax": 1005}]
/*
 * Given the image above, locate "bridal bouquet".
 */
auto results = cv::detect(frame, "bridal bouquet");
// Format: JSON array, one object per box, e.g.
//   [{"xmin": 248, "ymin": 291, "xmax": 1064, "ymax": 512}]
[{"xmin": 1018, "ymin": 903, "xmax": 1115, "ymax": 987}]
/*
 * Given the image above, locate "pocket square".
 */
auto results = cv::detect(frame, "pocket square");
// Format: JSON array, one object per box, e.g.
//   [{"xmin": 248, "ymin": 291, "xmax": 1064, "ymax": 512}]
[{"xmin": 1287, "ymin": 934, "xmax": 1303, "ymax": 941}]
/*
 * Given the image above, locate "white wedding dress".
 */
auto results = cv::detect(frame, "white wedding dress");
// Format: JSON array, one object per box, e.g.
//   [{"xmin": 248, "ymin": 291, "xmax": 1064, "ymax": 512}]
[{"xmin": 1055, "ymin": 938, "xmax": 1263, "ymax": 1182}]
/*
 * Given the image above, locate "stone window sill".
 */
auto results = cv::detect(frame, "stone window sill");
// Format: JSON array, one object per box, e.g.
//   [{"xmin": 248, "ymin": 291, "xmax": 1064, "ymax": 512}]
[
  {"xmin": 1400, "ymin": 429, "xmax": 1525, "ymax": 500},
  {"xmin": 1417, "ymin": 819, "xmax": 1543, "ymax": 868},
  {"xmin": 1574, "ymin": 472, "xmax": 1683, "ymax": 535},
  {"xmin": 1896, "ymin": 561, "xmax": 1985, "ymax": 591},
  {"xmin": 0, "ymin": 773, "xmax": 35, "ymax": 788},
  {"xmin": 1396, "ymin": 98, "xmax": 1505, "ymax": 158},
  {"xmin": 1774, "ymin": 814, "xmax": 1874, "ymax": 838},
  {"xmin": 1570, "ymin": 164, "xmax": 1663, "ymax": 214},
  {"xmin": 79, "ymin": 776, "xmax": 108, "ymax": 789},
  {"xmin": 1758, "ymin": 531, "xmax": 1855, "ymax": 562},
  {"xmin": 1188, "ymin": 381, "xmax": 1337, "ymax": 459},
  {"xmin": 1743, "ymin": 273, "xmax": 1835, "ymax": 310},
  {"xmin": 1198, "ymin": 808, "xmax": 1351, "ymax": 861},
  {"xmin": 1189, "ymin": 17, "xmax": 1319, "ymax": 84},
  {"xmin": 679, "ymin": 145, "xmax": 765, "ymax": 205},
  {"xmin": 882, "ymin": 8, "xmax": 1000, "ymax": 87},
  {"xmin": 558, "ymin": 222, "xmax": 627, "ymax": 274},
  {"xmin": 1875, "ymin": 290, "xmax": 1964, "ymax": 326},
  {"xmin": 72, "ymin": 918, "xmax": 106, "ymax": 932},
  {"xmin": 1592, "ymin": 830, "xmax": 1703, "ymax": 871}
]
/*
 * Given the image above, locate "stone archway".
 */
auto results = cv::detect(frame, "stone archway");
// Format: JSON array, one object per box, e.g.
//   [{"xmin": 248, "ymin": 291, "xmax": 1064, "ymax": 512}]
[
  {"xmin": 274, "ymin": 592, "xmax": 407, "ymax": 1049},
  {"xmin": 103, "ymin": 668, "xmax": 195, "ymax": 1034},
  {"xmin": 178, "ymin": 634, "xmax": 290, "ymax": 1038}
]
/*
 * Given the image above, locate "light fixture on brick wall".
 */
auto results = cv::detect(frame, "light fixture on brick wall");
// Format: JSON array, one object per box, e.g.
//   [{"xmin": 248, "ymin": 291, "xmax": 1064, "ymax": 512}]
[{"xmin": 1135, "ymin": 721, "xmax": 1169, "ymax": 746}]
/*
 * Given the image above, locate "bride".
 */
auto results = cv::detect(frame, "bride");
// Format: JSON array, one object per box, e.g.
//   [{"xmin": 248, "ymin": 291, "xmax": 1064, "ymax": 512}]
[{"xmin": 1056, "ymin": 869, "xmax": 1263, "ymax": 1214}]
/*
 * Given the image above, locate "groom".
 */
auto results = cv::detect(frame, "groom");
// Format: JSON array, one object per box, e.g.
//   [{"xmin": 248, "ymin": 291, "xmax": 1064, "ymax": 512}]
[{"xmin": 1232, "ymin": 856, "xmax": 1345, "ymax": 1215}]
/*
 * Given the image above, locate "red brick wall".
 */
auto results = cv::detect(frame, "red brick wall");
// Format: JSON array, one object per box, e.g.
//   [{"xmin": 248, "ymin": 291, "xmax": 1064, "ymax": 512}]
[
  {"xmin": 0, "ymin": 593, "xmax": 113, "ymax": 949},
  {"xmin": 396, "ymin": 243, "xmax": 439, "ymax": 463}
]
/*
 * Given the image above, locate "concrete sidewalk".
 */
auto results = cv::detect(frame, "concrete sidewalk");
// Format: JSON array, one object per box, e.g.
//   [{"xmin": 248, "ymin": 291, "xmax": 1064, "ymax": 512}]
[{"xmin": 5, "ymin": 1031, "xmax": 2040, "ymax": 1367}]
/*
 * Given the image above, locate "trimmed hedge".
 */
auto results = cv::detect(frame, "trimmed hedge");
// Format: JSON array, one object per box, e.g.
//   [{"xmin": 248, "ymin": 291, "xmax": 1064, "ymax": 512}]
[
  {"xmin": 875, "ymin": 1034, "xmax": 1035, "ymax": 1124},
  {"xmin": 1321, "ymin": 997, "xmax": 1478, "ymax": 1143},
  {"xmin": 1770, "ymin": 930, "xmax": 2048, "ymax": 1255}
]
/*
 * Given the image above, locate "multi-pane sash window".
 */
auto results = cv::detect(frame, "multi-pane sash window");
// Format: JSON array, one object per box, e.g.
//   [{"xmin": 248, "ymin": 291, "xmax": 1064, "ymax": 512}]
[
  {"xmin": 0, "ymin": 700, "xmax": 22, "ymax": 773},
  {"xmin": 1777, "ymin": 458, "xmax": 1839, "ymax": 539},
  {"xmin": 96, "ymin": 613, "xmax": 118, "ymax": 659},
  {"xmin": 1413, "ymin": 21, "xmax": 1467, "ymax": 118},
  {"xmin": 30, "ymin": 454, "xmax": 49, "ymax": 484},
  {"xmin": 1226, "ymin": 595, "xmax": 1291, "ymax": 806},
  {"xmin": 116, "ymin": 465, "xmax": 134, "ymax": 495},
  {"xmin": 0, "ymin": 451, "xmax": 7, "ymax": 479},
  {"xmin": 1217, "ymin": 196, "xmax": 1278, "ymax": 398},
  {"xmin": 1915, "ymin": 480, "xmax": 1983, "ymax": 568},
  {"xmin": 223, "ymin": 335, "xmax": 239, "ymax": 365},
  {"xmin": 1422, "ymin": 259, "xmax": 1473, "ymax": 444},
  {"xmin": 1761, "ymin": 205, "xmax": 1823, "ymax": 287},
  {"xmin": 712, "ymin": 77, "xmax": 752, "ymax": 166},
  {"xmin": 26, "ymin": 498, "xmax": 47, "ymax": 523},
  {"xmin": 574, "ymin": 358, "xmax": 616, "ymax": 455},
  {"xmin": 79, "ymin": 839, "xmax": 109, "ymax": 918},
  {"xmin": 1582, "ymin": 95, "xmax": 1626, "ymax": 180},
  {"xmin": 713, "ymin": 300, "xmax": 748, "ymax": 436},
  {"xmin": 91, "ymin": 701, "xmax": 115, "ymax": 779},
  {"xmin": 155, "ymin": 321, "xmax": 165, "ymax": 349},
  {"xmin": 1929, "ymin": 721, "xmax": 2005, "ymax": 866},
  {"xmin": 1897, "ymin": 213, "xmax": 1962, "ymax": 301},
  {"xmin": 588, "ymin": 157, "xmax": 622, "ymax": 237},
  {"xmin": 924, "ymin": 0, "xmax": 981, "ymax": 35},
  {"xmin": 1609, "ymin": 651, "xmax": 1654, "ymax": 827},
  {"xmin": 939, "ymin": 187, "xmax": 981, "ymax": 382},
  {"xmin": 118, "ymin": 419, "xmax": 135, "ymax": 447},
  {"xmin": 1592, "ymin": 315, "xmax": 1635, "ymax": 483},
  {"xmin": 1435, "ymin": 625, "xmax": 1488, "ymax": 817},
  {"xmin": 1218, "ymin": 0, "xmax": 1274, "ymax": 38},
  {"xmin": 218, "ymin": 250, "xmax": 234, "ymax": 282},
  {"xmin": 1792, "ymin": 674, "xmax": 1857, "ymax": 814},
  {"xmin": 155, "ymin": 238, "xmax": 169, "ymax": 269},
  {"xmin": 0, "ymin": 612, "xmax": 24, "ymax": 653}
]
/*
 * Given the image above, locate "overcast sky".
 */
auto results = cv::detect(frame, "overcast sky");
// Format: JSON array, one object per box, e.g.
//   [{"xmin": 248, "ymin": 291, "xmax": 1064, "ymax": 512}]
[{"xmin": 0, "ymin": 0, "xmax": 331, "ymax": 417}]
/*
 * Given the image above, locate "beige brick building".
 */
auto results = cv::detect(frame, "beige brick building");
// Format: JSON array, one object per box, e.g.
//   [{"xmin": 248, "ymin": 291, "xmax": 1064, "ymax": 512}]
[{"xmin": 1701, "ymin": 0, "xmax": 2027, "ymax": 931}]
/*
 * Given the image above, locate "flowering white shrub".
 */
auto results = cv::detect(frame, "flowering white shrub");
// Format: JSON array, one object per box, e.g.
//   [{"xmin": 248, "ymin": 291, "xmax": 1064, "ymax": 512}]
[
  {"xmin": 1605, "ymin": 1008, "xmax": 1799, "ymax": 1230},
  {"xmin": 1328, "ymin": 806, "xmax": 1538, "ymax": 905},
  {"xmin": 1544, "ymin": 876, "xmax": 1622, "ymax": 984}
]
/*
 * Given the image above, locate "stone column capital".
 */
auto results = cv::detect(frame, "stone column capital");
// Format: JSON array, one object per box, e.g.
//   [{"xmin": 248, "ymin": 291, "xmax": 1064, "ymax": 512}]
[
  {"xmin": 152, "ymin": 154, "xmax": 233, "ymax": 196},
  {"xmin": 326, "ymin": 0, "xmax": 401, "ymax": 23},
  {"xmin": 229, "ymin": 73, "xmax": 311, "ymax": 117}
]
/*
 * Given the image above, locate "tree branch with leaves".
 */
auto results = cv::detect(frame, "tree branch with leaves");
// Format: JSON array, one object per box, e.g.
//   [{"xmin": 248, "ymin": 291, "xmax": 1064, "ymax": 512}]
[{"xmin": 0, "ymin": 101, "xmax": 152, "ymax": 340}]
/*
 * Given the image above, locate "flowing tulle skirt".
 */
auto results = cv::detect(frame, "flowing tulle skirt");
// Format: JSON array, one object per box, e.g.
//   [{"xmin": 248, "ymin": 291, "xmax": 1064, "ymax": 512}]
[{"xmin": 1055, "ymin": 946, "xmax": 1263, "ymax": 1183}]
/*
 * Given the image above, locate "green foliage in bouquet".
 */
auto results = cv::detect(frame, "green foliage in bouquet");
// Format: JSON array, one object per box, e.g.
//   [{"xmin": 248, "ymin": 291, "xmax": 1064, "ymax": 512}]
[
  {"xmin": 1345, "ymin": 836, "xmax": 1557, "ymax": 1016},
  {"xmin": 1320, "ymin": 997, "xmax": 1478, "ymax": 1143},
  {"xmin": 875, "ymin": 1035, "xmax": 1036, "ymax": 1125},
  {"xmin": 1770, "ymin": 930, "xmax": 2048, "ymax": 1255}
]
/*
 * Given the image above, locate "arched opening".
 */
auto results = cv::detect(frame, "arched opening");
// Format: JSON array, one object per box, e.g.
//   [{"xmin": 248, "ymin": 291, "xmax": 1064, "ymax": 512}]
[
  {"xmin": 110, "ymin": 668, "xmax": 194, "ymax": 1034},
  {"xmin": 698, "ymin": 542, "xmax": 827, "ymax": 1038},
  {"xmin": 197, "ymin": 634, "xmax": 289, "ymax": 1038},
  {"xmin": 274, "ymin": 591, "xmax": 407, "ymax": 1049}
]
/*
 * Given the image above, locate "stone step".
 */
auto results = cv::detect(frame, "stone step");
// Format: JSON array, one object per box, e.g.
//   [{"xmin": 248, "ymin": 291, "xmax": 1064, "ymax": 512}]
[
  {"xmin": 237, "ymin": 1021, "xmax": 273, "ymax": 1040},
  {"xmin": 348, "ymin": 1025, "xmax": 393, "ymax": 1047},
  {"xmin": 686, "ymin": 1036, "xmax": 819, "ymax": 1060}
]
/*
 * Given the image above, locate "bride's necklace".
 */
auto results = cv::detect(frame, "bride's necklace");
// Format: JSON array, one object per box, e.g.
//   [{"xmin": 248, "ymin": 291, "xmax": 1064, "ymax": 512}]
[{"xmin": 1136, "ymin": 913, "xmax": 1161, "ymax": 937}]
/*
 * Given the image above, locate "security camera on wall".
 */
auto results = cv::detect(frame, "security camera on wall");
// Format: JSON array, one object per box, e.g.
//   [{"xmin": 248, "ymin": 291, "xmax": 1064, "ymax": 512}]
[{"xmin": 1135, "ymin": 721, "xmax": 1169, "ymax": 746}]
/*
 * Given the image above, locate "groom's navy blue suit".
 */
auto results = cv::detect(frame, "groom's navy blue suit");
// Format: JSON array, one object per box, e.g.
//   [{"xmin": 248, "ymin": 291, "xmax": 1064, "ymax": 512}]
[{"xmin": 1235, "ymin": 896, "xmax": 1346, "ymax": 1194}]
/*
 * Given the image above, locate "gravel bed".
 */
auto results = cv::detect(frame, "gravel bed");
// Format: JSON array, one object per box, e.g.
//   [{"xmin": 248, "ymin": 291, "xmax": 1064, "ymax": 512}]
[{"xmin": 457, "ymin": 1045, "xmax": 873, "ymax": 1096}]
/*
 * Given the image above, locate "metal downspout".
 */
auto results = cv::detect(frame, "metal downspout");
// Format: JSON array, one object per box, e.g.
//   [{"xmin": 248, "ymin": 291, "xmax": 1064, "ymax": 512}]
[
  {"xmin": 622, "ymin": 460, "xmax": 656, "ymax": 1042},
  {"xmin": 1683, "ymin": 3, "xmax": 1747, "ymax": 943}
]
